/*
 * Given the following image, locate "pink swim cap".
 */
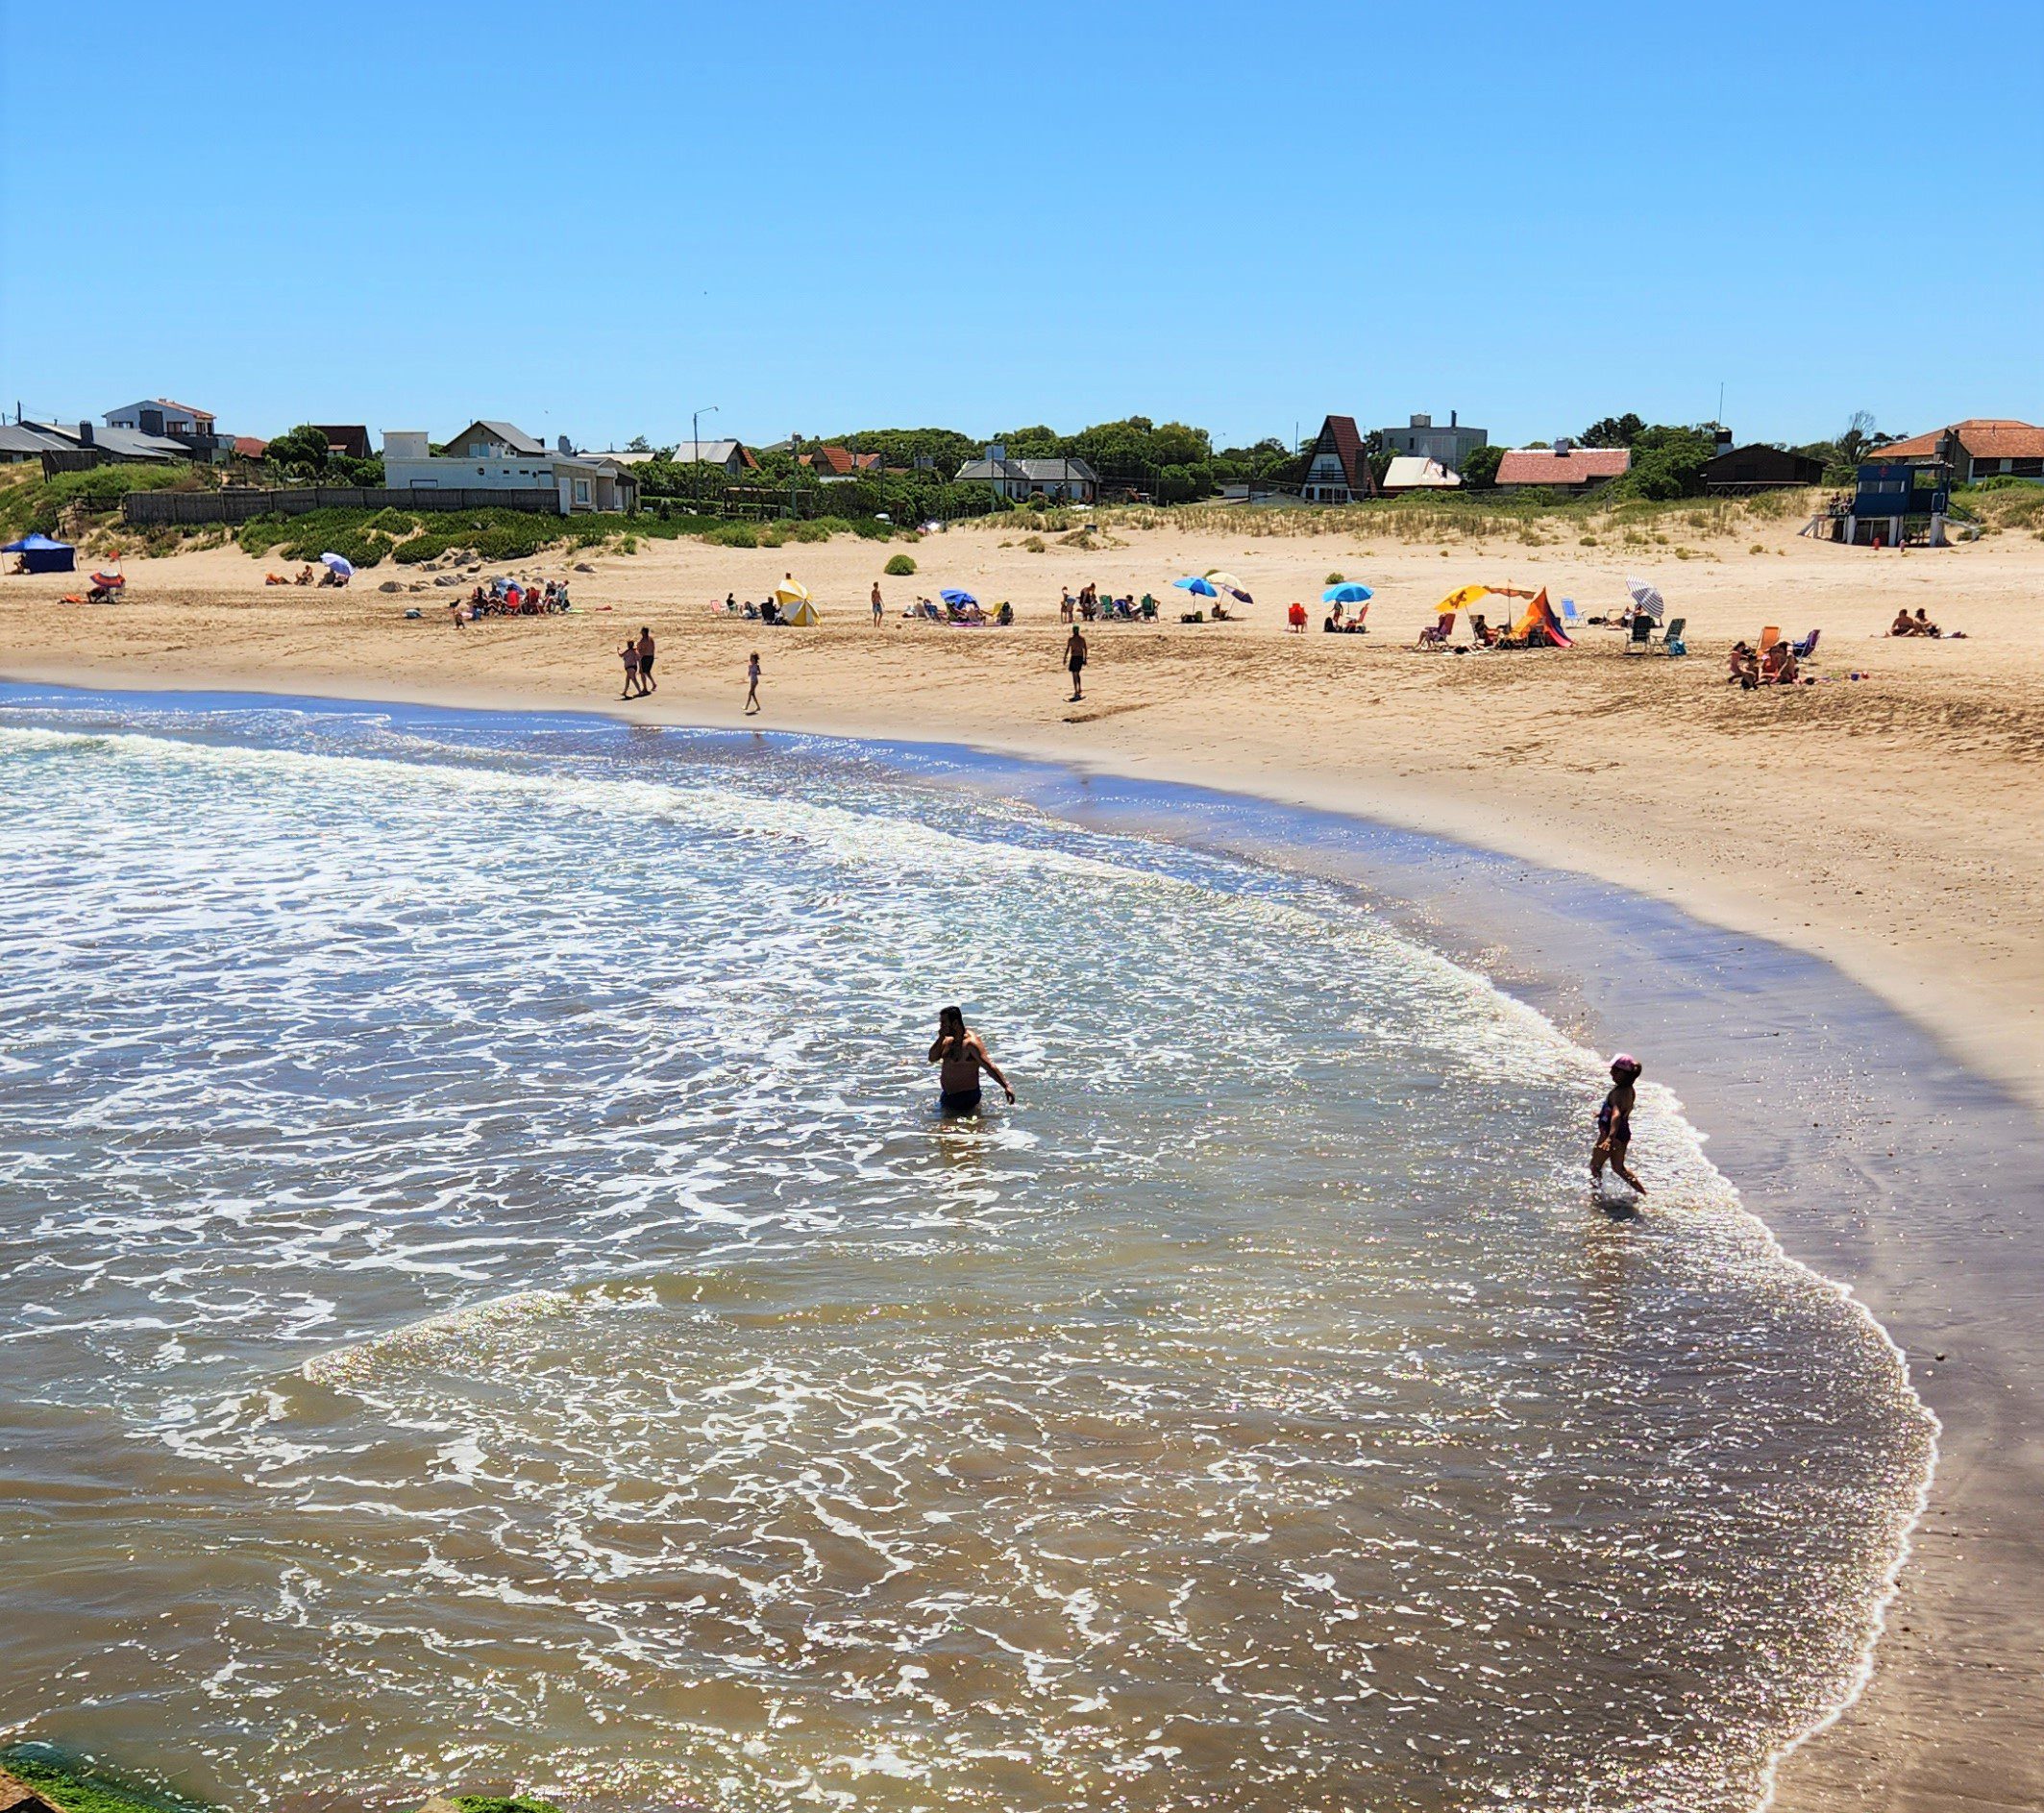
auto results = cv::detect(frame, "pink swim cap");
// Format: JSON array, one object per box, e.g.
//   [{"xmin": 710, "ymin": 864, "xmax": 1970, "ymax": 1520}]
[{"xmin": 1612, "ymin": 1052, "xmax": 1641, "ymax": 1073}]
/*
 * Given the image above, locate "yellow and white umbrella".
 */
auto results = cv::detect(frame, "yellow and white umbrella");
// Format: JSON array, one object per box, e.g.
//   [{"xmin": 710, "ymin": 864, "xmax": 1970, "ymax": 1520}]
[
  {"xmin": 773, "ymin": 576, "xmax": 811, "ymax": 606},
  {"xmin": 1204, "ymin": 570, "xmax": 1253, "ymax": 602}
]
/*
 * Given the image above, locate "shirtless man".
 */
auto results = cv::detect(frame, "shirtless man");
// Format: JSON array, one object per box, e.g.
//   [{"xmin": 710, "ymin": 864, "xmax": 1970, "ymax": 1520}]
[
  {"xmin": 927, "ymin": 1005, "xmax": 1015, "ymax": 1115},
  {"xmin": 1591, "ymin": 1054, "xmax": 1646, "ymax": 1194}
]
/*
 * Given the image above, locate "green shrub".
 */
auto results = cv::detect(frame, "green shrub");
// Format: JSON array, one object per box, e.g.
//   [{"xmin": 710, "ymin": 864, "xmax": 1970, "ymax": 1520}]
[
  {"xmin": 1022, "ymin": 534, "xmax": 1047, "ymax": 552},
  {"xmin": 706, "ymin": 521, "xmax": 758, "ymax": 548},
  {"xmin": 884, "ymin": 552, "xmax": 917, "ymax": 575},
  {"xmin": 1324, "ymin": 571, "xmax": 1344, "ymax": 584}
]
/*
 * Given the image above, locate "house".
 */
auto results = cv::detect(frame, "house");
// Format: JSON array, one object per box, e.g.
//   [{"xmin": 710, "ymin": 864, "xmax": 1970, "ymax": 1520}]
[
  {"xmin": 1875, "ymin": 418, "xmax": 2044, "ymax": 485},
  {"xmin": 0, "ymin": 422, "xmax": 74, "ymax": 461},
  {"xmin": 233, "ymin": 435, "xmax": 270, "ymax": 458},
  {"xmin": 1494, "ymin": 443, "xmax": 1632, "ymax": 494},
  {"xmin": 105, "ymin": 398, "xmax": 213, "ymax": 436},
  {"xmin": 1017, "ymin": 456, "xmax": 1098, "ymax": 502},
  {"xmin": 955, "ymin": 454, "xmax": 1031, "ymax": 500},
  {"xmin": 1375, "ymin": 412, "xmax": 1487, "ymax": 473},
  {"xmin": 313, "ymin": 425, "xmax": 372, "ymax": 461},
  {"xmin": 25, "ymin": 421, "xmax": 186, "ymax": 463},
  {"xmin": 1299, "ymin": 415, "xmax": 1374, "ymax": 502},
  {"xmin": 1703, "ymin": 444, "xmax": 1826, "ymax": 494},
  {"xmin": 667, "ymin": 439, "xmax": 758, "ymax": 476},
  {"xmin": 800, "ymin": 445, "xmax": 883, "ymax": 478},
  {"xmin": 1380, "ymin": 455, "xmax": 1462, "ymax": 494},
  {"xmin": 382, "ymin": 425, "xmax": 637, "ymax": 514}
]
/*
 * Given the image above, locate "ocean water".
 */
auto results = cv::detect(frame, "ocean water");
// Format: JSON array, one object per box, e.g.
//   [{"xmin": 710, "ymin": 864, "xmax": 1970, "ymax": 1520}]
[{"xmin": 0, "ymin": 691, "xmax": 1933, "ymax": 1813}]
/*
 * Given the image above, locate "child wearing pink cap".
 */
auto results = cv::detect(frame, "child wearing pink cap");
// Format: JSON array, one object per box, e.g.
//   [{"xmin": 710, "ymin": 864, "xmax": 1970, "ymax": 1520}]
[{"xmin": 1592, "ymin": 1054, "xmax": 1646, "ymax": 1194}]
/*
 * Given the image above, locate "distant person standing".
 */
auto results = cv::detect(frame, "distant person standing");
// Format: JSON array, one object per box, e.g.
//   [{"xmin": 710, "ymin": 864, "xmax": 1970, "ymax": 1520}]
[
  {"xmin": 1064, "ymin": 625, "xmax": 1088, "ymax": 702},
  {"xmin": 927, "ymin": 1005, "xmax": 1015, "ymax": 1115},
  {"xmin": 1591, "ymin": 1054, "xmax": 1647, "ymax": 1195},
  {"xmin": 620, "ymin": 637, "xmax": 642, "ymax": 698},
  {"xmin": 872, "ymin": 580, "xmax": 884, "ymax": 626},
  {"xmin": 743, "ymin": 649, "xmax": 761, "ymax": 716},
  {"xmin": 635, "ymin": 626, "xmax": 656, "ymax": 693}
]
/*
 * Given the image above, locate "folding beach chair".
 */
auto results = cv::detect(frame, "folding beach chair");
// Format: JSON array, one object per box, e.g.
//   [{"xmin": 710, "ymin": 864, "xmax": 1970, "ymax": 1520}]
[
  {"xmin": 1416, "ymin": 610, "xmax": 1455, "ymax": 648},
  {"xmin": 1759, "ymin": 625, "xmax": 1782, "ymax": 651},
  {"xmin": 1559, "ymin": 597, "xmax": 1582, "ymax": 628},
  {"xmin": 1624, "ymin": 615, "xmax": 1654, "ymax": 653},
  {"xmin": 1660, "ymin": 616, "xmax": 1687, "ymax": 656},
  {"xmin": 1792, "ymin": 628, "xmax": 1820, "ymax": 659}
]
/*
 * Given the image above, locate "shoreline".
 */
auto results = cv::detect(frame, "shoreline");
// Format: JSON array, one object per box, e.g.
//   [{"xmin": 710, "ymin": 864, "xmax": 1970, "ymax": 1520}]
[{"xmin": 6, "ymin": 677, "xmax": 2041, "ymax": 1811}]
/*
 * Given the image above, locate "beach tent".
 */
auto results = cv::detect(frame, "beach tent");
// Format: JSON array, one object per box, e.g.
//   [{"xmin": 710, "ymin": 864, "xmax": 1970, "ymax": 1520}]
[
  {"xmin": 1509, "ymin": 588, "xmax": 1573, "ymax": 647},
  {"xmin": 4, "ymin": 532, "xmax": 75, "ymax": 574},
  {"xmin": 783, "ymin": 598, "xmax": 821, "ymax": 626}
]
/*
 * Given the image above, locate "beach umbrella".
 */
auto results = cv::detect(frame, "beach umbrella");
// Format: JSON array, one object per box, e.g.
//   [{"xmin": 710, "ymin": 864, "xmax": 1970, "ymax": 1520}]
[
  {"xmin": 1625, "ymin": 577, "xmax": 1665, "ymax": 623},
  {"xmin": 1204, "ymin": 570, "xmax": 1253, "ymax": 602},
  {"xmin": 1172, "ymin": 576, "xmax": 1219, "ymax": 597},
  {"xmin": 1322, "ymin": 582, "xmax": 1373, "ymax": 604},
  {"xmin": 320, "ymin": 552, "xmax": 354, "ymax": 577},
  {"xmin": 773, "ymin": 576, "xmax": 811, "ymax": 605},
  {"xmin": 940, "ymin": 587, "xmax": 977, "ymax": 606}
]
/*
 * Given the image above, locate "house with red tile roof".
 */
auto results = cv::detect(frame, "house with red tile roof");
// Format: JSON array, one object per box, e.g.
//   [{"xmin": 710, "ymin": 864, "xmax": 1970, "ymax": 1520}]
[
  {"xmin": 800, "ymin": 445, "xmax": 883, "ymax": 478},
  {"xmin": 1876, "ymin": 419, "xmax": 2044, "ymax": 485},
  {"xmin": 1494, "ymin": 443, "xmax": 1632, "ymax": 494},
  {"xmin": 1300, "ymin": 415, "xmax": 1375, "ymax": 502}
]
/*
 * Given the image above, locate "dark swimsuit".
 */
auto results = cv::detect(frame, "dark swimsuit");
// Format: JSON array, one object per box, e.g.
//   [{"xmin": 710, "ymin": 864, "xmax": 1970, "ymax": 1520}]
[
  {"xmin": 940, "ymin": 1087, "xmax": 983, "ymax": 1115},
  {"xmin": 1597, "ymin": 1096, "xmax": 1630, "ymax": 1142}
]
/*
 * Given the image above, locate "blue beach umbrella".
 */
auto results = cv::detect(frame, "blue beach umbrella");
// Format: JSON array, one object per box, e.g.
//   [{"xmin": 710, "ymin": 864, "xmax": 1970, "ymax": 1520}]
[
  {"xmin": 1322, "ymin": 582, "xmax": 1372, "ymax": 604},
  {"xmin": 1172, "ymin": 576, "xmax": 1219, "ymax": 597},
  {"xmin": 940, "ymin": 587, "xmax": 977, "ymax": 606}
]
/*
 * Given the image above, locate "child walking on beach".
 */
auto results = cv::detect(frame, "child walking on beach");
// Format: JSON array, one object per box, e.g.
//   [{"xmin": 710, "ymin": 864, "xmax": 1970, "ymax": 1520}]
[
  {"xmin": 1591, "ymin": 1054, "xmax": 1646, "ymax": 1195},
  {"xmin": 620, "ymin": 638, "xmax": 642, "ymax": 698},
  {"xmin": 743, "ymin": 650, "xmax": 761, "ymax": 716}
]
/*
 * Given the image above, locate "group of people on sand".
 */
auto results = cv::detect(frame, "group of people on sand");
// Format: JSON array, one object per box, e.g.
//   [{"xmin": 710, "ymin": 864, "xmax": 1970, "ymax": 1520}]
[
  {"xmin": 1321, "ymin": 601, "xmax": 1367, "ymax": 634},
  {"xmin": 1061, "ymin": 584, "xmax": 1157, "ymax": 624},
  {"xmin": 1726, "ymin": 638, "xmax": 1804, "ymax": 687},
  {"xmin": 1889, "ymin": 607, "xmax": 1954, "ymax": 638},
  {"xmin": 266, "ymin": 563, "xmax": 348, "ymax": 588},
  {"xmin": 618, "ymin": 626, "xmax": 657, "ymax": 697}
]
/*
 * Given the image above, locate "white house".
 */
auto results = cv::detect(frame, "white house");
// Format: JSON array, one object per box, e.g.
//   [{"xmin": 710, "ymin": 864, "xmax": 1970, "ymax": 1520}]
[
  {"xmin": 106, "ymin": 398, "xmax": 213, "ymax": 436},
  {"xmin": 1016, "ymin": 457, "xmax": 1098, "ymax": 502},
  {"xmin": 382, "ymin": 422, "xmax": 634, "ymax": 514}
]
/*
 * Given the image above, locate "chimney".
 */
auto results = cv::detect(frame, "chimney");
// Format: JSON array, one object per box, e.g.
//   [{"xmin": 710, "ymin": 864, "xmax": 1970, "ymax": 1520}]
[
  {"xmin": 1450, "ymin": 409, "xmax": 1458, "ymax": 428},
  {"xmin": 79, "ymin": 421, "xmax": 94, "ymax": 447},
  {"xmin": 1411, "ymin": 413, "xmax": 1431, "ymax": 429},
  {"xmin": 1553, "ymin": 437, "xmax": 1568, "ymax": 456}
]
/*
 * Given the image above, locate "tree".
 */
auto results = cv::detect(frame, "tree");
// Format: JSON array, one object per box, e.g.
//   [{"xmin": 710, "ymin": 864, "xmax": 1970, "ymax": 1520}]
[
  {"xmin": 1580, "ymin": 413, "xmax": 1646, "ymax": 449},
  {"xmin": 625, "ymin": 433, "xmax": 653, "ymax": 453},
  {"xmin": 264, "ymin": 424, "xmax": 333, "ymax": 477},
  {"xmin": 1460, "ymin": 443, "xmax": 1506, "ymax": 490}
]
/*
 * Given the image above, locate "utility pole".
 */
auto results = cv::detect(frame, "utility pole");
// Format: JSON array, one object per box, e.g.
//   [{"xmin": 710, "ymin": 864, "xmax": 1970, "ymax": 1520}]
[{"xmin": 692, "ymin": 404, "xmax": 719, "ymax": 507}]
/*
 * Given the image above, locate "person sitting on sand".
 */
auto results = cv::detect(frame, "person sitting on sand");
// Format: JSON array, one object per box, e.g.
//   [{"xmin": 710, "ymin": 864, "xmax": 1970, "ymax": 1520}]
[
  {"xmin": 927, "ymin": 1005, "xmax": 1015, "ymax": 1115},
  {"xmin": 1591, "ymin": 1054, "xmax": 1646, "ymax": 1195},
  {"xmin": 1726, "ymin": 640, "xmax": 1753, "ymax": 683},
  {"xmin": 295, "ymin": 564, "xmax": 318, "ymax": 586},
  {"xmin": 1211, "ymin": 599, "xmax": 1233, "ymax": 622},
  {"xmin": 1760, "ymin": 640, "xmax": 1786, "ymax": 682},
  {"xmin": 1913, "ymin": 607, "xmax": 1941, "ymax": 638},
  {"xmin": 1773, "ymin": 643, "xmax": 1800, "ymax": 684}
]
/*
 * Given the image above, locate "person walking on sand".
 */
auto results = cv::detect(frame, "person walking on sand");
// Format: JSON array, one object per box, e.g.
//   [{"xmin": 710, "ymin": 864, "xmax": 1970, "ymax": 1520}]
[
  {"xmin": 636, "ymin": 626, "xmax": 656, "ymax": 693},
  {"xmin": 620, "ymin": 637, "xmax": 642, "ymax": 698},
  {"xmin": 927, "ymin": 1005, "xmax": 1015, "ymax": 1115},
  {"xmin": 1064, "ymin": 625, "xmax": 1088, "ymax": 702},
  {"xmin": 743, "ymin": 649, "xmax": 761, "ymax": 716},
  {"xmin": 872, "ymin": 580, "xmax": 884, "ymax": 626},
  {"xmin": 1591, "ymin": 1054, "xmax": 1647, "ymax": 1195}
]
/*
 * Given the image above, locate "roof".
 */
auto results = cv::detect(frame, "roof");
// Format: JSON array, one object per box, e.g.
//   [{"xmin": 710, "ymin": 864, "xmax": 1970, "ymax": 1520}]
[
  {"xmin": 0, "ymin": 423, "xmax": 73, "ymax": 454},
  {"xmin": 1877, "ymin": 418, "xmax": 2044, "ymax": 460},
  {"xmin": 234, "ymin": 435, "xmax": 270, "ymax": 456},
  {"xmin": 1382, "ymin": 455, "xmax": 1462, "ymax": 490},
  {"xmin": 800, "ymin": 445, "xmax": 881, "ymax": 476},
  {"xmin": 659, "ymin": 439, "xmax": 755, "ymax": 468},
  {"xmin": 956, "ymin": 457, "xmax": 1028, "ymax": 482},
  {"xmin": 449, "ymin": 419, "xmax": 546, "ymax": 455},
  {"xmin": 1703, "ymin": 443, "xmax": 1824, "ymax": 474},
  {"xmin": 1018, "ymin": 456, "xmax": 1098, "ymax": 482},
  {"xmin": 94, "ymin": 426, "xmax": 189, "ymax": 460},
  {"xmin": 1495, "ymin": 446, "xmax": 1632, "ymax": 485},
  {"xmin": 0, "ymin": 1769, "xmax": 62, "ymax": 1813}
]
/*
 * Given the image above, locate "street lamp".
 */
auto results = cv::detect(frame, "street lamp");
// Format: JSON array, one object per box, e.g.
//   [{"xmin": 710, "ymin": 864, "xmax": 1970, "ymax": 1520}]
[{"xmin": 691, "ymin": 404, "xmax": 720, "ymax": 505}]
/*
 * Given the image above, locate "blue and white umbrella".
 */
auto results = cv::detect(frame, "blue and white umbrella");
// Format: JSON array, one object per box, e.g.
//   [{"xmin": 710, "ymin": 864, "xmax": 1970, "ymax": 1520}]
[
  {"xmin": 940, "ymin": 588, "xmax": 977, "ymax": 606},
  {"xmin": 1172, "ymin": 576, "xmax": 1219, "ymax": 597},
  {"xmin": 1322, "ymin": 582, "xmax": 1372, "ymax": 604},
  {"xmin": 1625, "ymin": 577, "xmax": 1665, "ymax": 623},
  {"xmin": 320, "ymin": 552, "xmax": 355, "ymax": 578}
]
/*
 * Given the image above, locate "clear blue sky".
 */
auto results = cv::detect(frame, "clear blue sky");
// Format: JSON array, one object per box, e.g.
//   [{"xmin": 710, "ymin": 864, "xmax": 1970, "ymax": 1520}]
[{"xmin": 3, "ymin": 0, "xmax": 2037, "ymax": 452}]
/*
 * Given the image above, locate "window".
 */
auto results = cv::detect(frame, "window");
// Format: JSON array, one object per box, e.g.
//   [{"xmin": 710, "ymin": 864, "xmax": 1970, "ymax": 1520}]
[{"xmin": 573, "ymin": 478, "xmax": 591, "ymax": 505}]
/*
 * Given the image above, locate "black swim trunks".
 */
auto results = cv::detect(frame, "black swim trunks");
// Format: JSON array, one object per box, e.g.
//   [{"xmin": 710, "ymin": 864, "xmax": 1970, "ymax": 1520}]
[{"xmin": 939, "ymin": 1088, "xmax": 983, "ymax": 1115}]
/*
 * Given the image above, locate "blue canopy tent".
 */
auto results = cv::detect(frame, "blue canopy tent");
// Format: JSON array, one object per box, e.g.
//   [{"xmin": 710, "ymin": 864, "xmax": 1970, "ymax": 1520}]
[{"xmin": 4, "ymin": 532, "xmax": 75, "ymax": 574}]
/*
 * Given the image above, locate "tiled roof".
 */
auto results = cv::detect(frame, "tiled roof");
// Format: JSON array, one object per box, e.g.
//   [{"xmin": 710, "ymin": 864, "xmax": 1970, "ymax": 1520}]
[
  {"xmin": 1495, "ymin": 447, "xmax": 1632, "ymax": 484},
  {"xmin": 800, "ymin": 446, "xmax": 881, "ymax": 475},
  {"xmin": 1878, "ymin": 418, "xmax": 2044, "ymax": 460},
  {"xmin": 234, "ymin": 435, "xmax": 269, "ymax": 456},
  {"xmin": 154, "ymin": 397, "xmax": 213, "ymax": 420}
]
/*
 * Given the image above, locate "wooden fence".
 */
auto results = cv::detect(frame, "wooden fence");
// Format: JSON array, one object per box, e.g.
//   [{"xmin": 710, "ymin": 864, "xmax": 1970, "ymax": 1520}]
[{"xmin": 122, "ymin": 487, "xmax": 562, "ymax": 526}]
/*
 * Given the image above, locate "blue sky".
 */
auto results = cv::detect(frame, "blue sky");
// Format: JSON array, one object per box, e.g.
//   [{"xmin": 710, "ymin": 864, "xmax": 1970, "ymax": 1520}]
[{"xmin": 2, "ymin": 0, "xmax": 2037, "ymax": 452}]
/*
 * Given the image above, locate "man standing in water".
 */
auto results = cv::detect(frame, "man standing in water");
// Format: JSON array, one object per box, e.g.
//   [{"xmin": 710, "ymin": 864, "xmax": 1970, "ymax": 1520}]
[
  {"xmin": 928, "ymin": 1005, "xmax": 1015, "ymax": 1115},
  {"xmin": 1591, "ymin": 1054, "xmax": 1647, "ymax": 1194}
]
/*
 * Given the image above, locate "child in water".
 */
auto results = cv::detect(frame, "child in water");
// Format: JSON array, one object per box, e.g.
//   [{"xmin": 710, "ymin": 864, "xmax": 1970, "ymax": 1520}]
[{"xmin": 1591, "ymin": 1054, "xmax": 1646, "ymax": 1194}]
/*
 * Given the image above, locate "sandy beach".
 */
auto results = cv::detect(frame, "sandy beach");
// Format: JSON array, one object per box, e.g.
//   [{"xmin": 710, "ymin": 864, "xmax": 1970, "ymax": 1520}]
[{"xmin": 5, "ymin": 508, "xmax": 2042, "ymax": 1810}]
